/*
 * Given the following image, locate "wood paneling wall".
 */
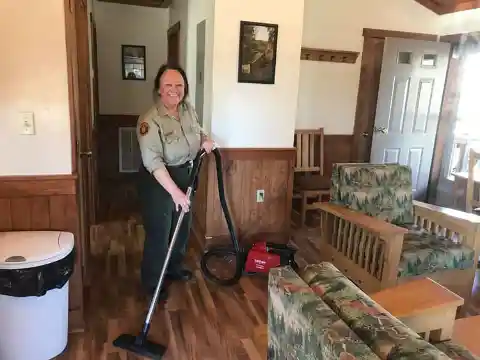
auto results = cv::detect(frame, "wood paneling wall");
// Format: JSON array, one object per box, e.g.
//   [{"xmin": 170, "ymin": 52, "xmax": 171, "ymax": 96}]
[
  {"xmin": 0, "ymin": 175, "xmax": 84, "ymax": 332},
  {"xmin": 193, "ymin": 148, "xmax": 296, "ymax": 246},
  {"xmin": 96, "ymin": 114, "xmax": 139, "ymax": 220}
]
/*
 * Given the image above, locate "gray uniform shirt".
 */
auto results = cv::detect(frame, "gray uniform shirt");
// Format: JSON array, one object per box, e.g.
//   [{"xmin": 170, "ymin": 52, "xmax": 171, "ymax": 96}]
[{"xmin": 137, "ymin": 100, "xmax": 206, "ymax": 173}]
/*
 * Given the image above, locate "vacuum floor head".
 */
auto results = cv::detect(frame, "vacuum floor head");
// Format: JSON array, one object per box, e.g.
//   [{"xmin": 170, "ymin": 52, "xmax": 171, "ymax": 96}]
[{"xmin": 113, "ymin": 333, "xmax": 166, "ymax": 359}]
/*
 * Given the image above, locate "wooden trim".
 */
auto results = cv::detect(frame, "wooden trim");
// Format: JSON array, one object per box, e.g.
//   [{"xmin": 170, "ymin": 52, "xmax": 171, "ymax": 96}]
[
  {"xmin": 300, "ymin": 47, "xmax": 359, "ymax": 64},
  {"xmin": 362, "ymin": 28, "xmax": 440, "ymax": 41},
  {"xmin": 217, "ymin": 147, "xmax": 296, "ymax": 161},
  {"xmin": 0, "ymin": 175, "xmax": 77, "ymax": 198},
  {"xmin": 63, "ymin": 0, "xmax": 79, "ymax": 174},
  {"xmin": 97, "ymin": 0, "xmax": 172, "ymax": 7},
  {"xmin": 167, "ymin": 21, "xmax": 180, "ymax": 36}
]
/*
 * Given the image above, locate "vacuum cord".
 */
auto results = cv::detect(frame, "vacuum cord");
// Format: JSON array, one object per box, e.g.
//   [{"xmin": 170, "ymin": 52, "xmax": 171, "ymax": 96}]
[{"xmin": 198, "ymin": 148, "xmax": 245, "ymax": 286}]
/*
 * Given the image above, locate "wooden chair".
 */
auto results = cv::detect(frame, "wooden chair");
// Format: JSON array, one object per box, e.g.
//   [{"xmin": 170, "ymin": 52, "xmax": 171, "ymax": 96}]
[
  {"xmin": 292, "ymin": 128, "xmax": 330, "ymax": 227},
  {"xmin": 466, "ymin": 148, "xmax": 480, "ymax": 214}
]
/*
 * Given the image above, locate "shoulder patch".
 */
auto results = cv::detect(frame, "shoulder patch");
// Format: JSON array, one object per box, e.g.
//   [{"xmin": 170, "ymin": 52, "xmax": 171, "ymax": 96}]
[{"xmin": 139, "ymin": 121, "xmax": 149, "ymax": 136}]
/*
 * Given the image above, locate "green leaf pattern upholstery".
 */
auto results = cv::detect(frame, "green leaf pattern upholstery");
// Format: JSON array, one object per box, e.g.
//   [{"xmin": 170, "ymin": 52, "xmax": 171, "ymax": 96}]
[
  {"xmin": 330, "ymin": 163, "xmax": 475, "ymax": 278},
  {"xmin": 268, "ymin": 265, "xmax": 380, "ymax": 360},
  {"xmin": 268, "ymin": 262, "xmax": 479, "ymax": 360}
]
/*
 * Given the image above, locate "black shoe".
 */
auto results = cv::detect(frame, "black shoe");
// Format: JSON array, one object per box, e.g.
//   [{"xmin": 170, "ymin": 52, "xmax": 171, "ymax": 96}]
[{"xmin": 167, "ymin": 268, "xmax": 193, "ymax": 281}]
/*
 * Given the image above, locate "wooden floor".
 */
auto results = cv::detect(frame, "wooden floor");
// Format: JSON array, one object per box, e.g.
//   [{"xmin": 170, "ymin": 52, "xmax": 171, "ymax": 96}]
[{"xmin": 57, "ymin": 225, "xmax": 480, "ymax": 359}]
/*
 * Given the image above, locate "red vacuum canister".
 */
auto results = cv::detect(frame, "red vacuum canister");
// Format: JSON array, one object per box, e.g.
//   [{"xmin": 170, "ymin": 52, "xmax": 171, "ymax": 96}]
[{"xmin": 244, "ymin": 242, "xmax": 297, "ymax": 273}]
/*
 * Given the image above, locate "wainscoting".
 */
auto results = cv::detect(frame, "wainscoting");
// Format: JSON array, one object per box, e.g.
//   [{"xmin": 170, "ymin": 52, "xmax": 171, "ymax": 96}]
[
  {"xmin": 0, "ymin": 175, "xmax": 84, "ymax": 332},
  {"xmin": 96, "ymin": 114, "xmax": 139, "ymax": 221},
  {"xmin": 192, "ymin": 148, "xmax": 296, "ymax": 247}
]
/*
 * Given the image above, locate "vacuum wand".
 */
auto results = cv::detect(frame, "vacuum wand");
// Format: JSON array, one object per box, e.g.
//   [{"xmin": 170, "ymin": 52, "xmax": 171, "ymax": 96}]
[{"xmin": 112, "ymin": 149, "xmax": 208, "ymax": 360}]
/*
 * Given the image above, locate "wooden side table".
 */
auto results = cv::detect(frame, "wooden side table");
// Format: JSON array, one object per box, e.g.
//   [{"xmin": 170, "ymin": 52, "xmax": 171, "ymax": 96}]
[
  {"xmin": 371, "ymin": 278, "xmax": 464, "ymax": 341},
  {"xmin": 450, "ymin": 315, "xmax": 480, "ymax": 356}
]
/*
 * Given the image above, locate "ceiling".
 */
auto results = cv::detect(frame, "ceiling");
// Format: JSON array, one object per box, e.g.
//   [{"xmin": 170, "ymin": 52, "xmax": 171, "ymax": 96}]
[
  {"xmin": 97, "ymin": 0, "xmax": 479, "ymax": 13},
  {"xmin": 97, "ymin": 0, "xmax": 172, "ymax": 8},
  {"xmin": 415, "ymin": 0, "xmax": 480, "ymax": 14}
]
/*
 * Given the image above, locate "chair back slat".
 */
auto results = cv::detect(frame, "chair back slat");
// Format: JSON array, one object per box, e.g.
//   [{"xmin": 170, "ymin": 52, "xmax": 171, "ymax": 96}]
[{"xmin": 294, "ymin": 128, "xmax": 324, "ymax": 175}]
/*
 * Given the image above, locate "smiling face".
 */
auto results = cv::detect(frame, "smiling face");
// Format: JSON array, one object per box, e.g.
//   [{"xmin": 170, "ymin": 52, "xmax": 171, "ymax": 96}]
[{"xmin": 158, "ymin": 69, "xmax": 185, "ymax": 108}]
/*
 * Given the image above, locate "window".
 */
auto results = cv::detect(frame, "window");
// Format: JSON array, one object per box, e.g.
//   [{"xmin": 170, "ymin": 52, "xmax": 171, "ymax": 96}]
[
  {"xmin": 397, "ymin": 51, "xmax": 412, "ymax": 64},
  {"xmin": 446, "ymin": 51, "xmax": 480, "ymax": 179},
  {"xmin": 421, "ymin": 54, "xmax": 437, "ymax": 67}
]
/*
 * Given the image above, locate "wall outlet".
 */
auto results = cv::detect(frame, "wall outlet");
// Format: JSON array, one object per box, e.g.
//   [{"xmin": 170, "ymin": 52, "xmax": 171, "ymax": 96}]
[
  {"xmin": 20, "ymin": 112, "xmax": 35, "ymax": 135},
  {"xmin": 256, "ymin": 189, "xmax": 265, "ymax": 203}
]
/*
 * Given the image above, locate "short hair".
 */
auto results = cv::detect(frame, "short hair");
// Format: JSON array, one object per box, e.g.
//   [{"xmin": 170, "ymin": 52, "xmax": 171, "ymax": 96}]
[{"xmin": 153, "ymin": 63, "xmax": 189, "ymax": 102}]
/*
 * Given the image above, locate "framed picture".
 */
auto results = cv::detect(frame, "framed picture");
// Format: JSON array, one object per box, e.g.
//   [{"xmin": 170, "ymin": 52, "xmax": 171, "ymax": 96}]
[
  {"xmin": 237, "ymin": 21, "xmax": 278, "ymax": 84},
  {"xmin": 121, "ymin": 45, "xmax": 146, "ymax": 81}
]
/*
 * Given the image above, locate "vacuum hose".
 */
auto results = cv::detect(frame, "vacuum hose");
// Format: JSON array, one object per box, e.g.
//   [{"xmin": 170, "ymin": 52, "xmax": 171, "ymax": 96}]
[{"xmin": 191, "ymin": 148, "xmax": 245, "ymax": 286}]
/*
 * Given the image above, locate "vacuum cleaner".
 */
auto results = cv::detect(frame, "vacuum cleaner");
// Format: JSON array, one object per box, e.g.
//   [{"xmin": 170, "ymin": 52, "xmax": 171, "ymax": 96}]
[
  {"xmin": 112, "ymin": 147, "xmax": 297, "ymax": 359},
  {"xmin": 199, "ymin": 148, "xmax": 298, "ymax": 286}
]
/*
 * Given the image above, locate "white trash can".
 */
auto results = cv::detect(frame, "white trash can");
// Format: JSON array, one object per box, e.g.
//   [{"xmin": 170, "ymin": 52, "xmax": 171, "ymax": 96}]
[{"xmin": 0, "ymin": 231, "xmax": 75, "ymax": 360}]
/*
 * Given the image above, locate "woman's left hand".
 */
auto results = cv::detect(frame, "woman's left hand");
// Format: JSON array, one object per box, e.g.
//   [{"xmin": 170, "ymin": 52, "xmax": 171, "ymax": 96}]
[{"xmin": 201, "ymin": 139, "xmax": 215, "ymax": 154}]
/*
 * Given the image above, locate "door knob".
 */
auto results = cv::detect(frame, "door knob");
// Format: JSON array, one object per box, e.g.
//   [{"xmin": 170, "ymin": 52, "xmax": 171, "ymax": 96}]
[
  {"xmin": 79, "ymin": 151, "xmax": 92, "ymax": 157},
  {"xmin": 362, "ymin": 132, "xmax": 369, "ymax": 137},
  {"xmin": 374, "ymin": 126, "xmax": 388, "ymax": 134}
]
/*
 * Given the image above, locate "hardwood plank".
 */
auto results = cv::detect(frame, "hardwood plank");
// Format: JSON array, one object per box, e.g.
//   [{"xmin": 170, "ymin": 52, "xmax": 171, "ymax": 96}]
[
  {"xmin": 31, "ymin": 197, "xmax": 51, "ymax": 229},
  {"xmin": 0, "ymin": 199, "xmax": 12, "ymax": 230},
  {"xmin": 10, "ymin": 198, "xmax": 32, "ymax": 230},
  {"xmin": 57, "ymin": 219, "xmax": 480, "ymax": 359}
]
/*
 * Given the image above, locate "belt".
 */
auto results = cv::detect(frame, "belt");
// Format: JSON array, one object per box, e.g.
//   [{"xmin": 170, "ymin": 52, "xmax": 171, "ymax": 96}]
[{"xmin": 166, "ymin": 160, "xmax": 193, "ymax": 170}]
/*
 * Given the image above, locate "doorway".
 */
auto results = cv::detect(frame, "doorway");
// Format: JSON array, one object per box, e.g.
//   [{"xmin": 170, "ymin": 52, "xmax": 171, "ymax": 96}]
[
  {"xmin": 167, "ymin": 21, "xmax": 181, "ymax": 66},
  {"xmin": 351, "ymin": 29, "xmax": 453, "ymax": 202}
]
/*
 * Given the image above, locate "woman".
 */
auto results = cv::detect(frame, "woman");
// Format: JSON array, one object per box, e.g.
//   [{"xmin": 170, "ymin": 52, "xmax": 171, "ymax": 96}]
[{"xmin": 136, "ymin": 64, "xmax": 214, "ymax": 300}]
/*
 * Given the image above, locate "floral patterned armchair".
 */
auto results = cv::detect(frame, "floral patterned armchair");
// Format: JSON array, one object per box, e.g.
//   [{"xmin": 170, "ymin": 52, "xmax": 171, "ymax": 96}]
[{"xmin": 312, "ymin": 163, "xmax": 480, "ymax": 304}]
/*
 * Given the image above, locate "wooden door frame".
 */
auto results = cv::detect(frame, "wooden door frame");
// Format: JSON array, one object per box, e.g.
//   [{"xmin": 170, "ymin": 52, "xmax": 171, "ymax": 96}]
[
  {"xmin": 63, "ymin": 0, "xmax": 97, "ymax": 285},
  {"xmin": 167, "ymin": 21, "xmax": 181, "ymax": 65},
  {"xmin": 351, "ymin": 28, "xmax": 455, "ymax": 202}
]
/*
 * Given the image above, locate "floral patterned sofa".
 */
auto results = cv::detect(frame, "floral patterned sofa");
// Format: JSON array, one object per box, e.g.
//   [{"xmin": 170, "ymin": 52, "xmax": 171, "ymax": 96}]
[
  {"xmin": 312, "ymin": 163, "xmax": 480, "ymax": 303},
  {"xmin": 268, "ymin": 262, "xmax": 479, "ymax": 360}
]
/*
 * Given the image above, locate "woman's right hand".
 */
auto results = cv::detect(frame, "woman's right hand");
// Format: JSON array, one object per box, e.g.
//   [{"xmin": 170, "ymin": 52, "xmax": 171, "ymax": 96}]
[{"xmin": 171, "ymin": 189, "xmax": 190, "ymax": 212}]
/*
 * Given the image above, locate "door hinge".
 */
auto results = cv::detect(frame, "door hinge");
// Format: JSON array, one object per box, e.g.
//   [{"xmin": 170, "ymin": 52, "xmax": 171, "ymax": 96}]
[{"xmin": 69, "ymin": 0, "xmax": 74, "ymax": 13}]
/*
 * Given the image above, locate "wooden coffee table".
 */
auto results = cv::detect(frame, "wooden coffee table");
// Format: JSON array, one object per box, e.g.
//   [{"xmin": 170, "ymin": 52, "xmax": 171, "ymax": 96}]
[
  {"xmin": 371, "ymin": 277, "xmax": 464, "ymax": 341},
  {"xmin": 451, "ymin": 315, "xmax": 480, "ymax": 356}
]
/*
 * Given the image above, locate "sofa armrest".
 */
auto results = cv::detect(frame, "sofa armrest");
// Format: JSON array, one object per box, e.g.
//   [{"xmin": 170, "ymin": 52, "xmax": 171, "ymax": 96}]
[
  {"xmin": 413, "ymin": 200, "xmax": 480, "ymax": 253},
  {"xmin": 313, "ymin": 202, "xmax": 407, "ymax": 288}
]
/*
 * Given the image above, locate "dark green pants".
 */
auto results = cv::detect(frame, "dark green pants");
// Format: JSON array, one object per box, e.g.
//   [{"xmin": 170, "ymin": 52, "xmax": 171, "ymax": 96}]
[{"xmin": 137, "ymin": 163, "xmax": 193, "ymax": 290}]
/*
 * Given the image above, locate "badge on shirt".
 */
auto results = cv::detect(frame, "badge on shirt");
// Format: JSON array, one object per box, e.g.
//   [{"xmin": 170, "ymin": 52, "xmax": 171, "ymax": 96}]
[{"xmin": 139, "ymin": 122, "xmax": 149, "ymax": 136}]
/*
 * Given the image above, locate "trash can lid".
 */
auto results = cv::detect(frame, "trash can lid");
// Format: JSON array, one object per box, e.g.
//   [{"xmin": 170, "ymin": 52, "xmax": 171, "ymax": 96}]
[{"xmin": 0, "ymin": 231, "xmax": 74, "ymax": 270}]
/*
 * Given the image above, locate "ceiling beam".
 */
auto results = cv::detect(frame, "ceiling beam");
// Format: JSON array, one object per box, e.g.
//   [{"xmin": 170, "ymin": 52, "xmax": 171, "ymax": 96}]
[
  {"xmin": 97, "ymin": 0, "xmax": 172, "ymax": 8},
  {"xmin": 415, "ymin": 0, "xmax": 480, "ymax": 14}
]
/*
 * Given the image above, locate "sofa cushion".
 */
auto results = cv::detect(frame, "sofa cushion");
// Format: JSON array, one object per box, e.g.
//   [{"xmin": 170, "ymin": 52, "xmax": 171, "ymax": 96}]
[
  {"xmin": 299, "ymin": 262, "xmax": 451, "ymax": 360},
  {"xmin": 398, "ymin": 225, "xmax": 476, "ymax": 278},
  {"xmin": 434, "ymin": 341, "xmax": 480, "ymax": 360},
  {"xmin": 330, "ymin": 163, "xmax": 414, "ymax": 226},
  {"xmin": 268, "ymin": 266, "xmax": 380, "ymax": 360}
]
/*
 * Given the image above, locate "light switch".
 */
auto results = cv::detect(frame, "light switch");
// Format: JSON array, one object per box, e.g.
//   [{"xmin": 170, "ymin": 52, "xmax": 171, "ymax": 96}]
[{"xmin": 20, "ymin": 112, "xmax": 35, "ymax": 135}]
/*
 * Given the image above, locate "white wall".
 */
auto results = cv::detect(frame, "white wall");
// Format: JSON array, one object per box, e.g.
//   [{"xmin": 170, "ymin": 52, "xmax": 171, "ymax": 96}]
[
  {"xmin": 169, "ymin": 0, "xmax": 189, "ymax": 69},
  {"xmin": 296, "ymin": 0, "xmax": 443, "ymax": 134},
  {"xmin": 210, "ymin": 0, "xmax": 305, "ymax": 148},
  {"xmin": 186, "ymin": 0, "xmax": 215, "ymax": 135},
  {"xmin": 93, "ymin": 1, "xmax": 169, "ymax": 115},
  {"xmin": 0, "ymin": 0, "xmax": 72, "ymax": 176}
]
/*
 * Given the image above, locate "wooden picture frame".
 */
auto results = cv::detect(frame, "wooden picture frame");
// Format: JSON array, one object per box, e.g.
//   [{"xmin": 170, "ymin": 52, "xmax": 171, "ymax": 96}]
[
  {"xmin": 121, "ymin": 45, "xmax": 146, "ymax": 81},
  {"xmin": 237, "ymin": 21, "xmax": 278, "ymax": 84}
]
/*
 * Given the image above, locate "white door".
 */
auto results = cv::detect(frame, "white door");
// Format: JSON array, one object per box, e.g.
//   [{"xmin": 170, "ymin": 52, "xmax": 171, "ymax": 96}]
[{"xmin": 370, "ymin": 37, "xmax": 451, "ymax": 201}]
